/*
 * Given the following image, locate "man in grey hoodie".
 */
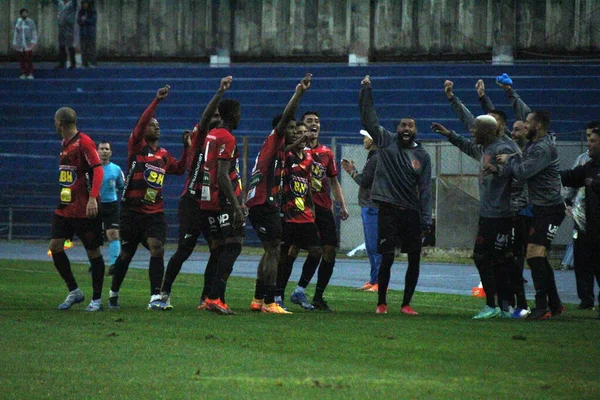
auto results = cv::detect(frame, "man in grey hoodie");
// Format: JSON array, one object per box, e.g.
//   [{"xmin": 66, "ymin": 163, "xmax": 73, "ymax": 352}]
[
  {"xmin": 53, "ymin": 0, "xmax": 77, "ymax": 69},
  {"xmin": 359, "ymin": 75, "xmax": 432, "ymax": 316}
]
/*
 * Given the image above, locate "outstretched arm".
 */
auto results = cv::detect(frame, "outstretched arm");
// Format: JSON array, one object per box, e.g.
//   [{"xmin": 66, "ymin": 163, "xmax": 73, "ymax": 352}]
[
  {"xmin": 131, "ymin": 85, "xmax": 169, "ymax": 147},
  {"xmin": 430, "ymin": 122, "xmax": 483, "ymax": 161},
  {"xmin": 359, "ymin": 75, "xmax": 395, "ymax": 148},
  {"xmin": 276, "ymin": 74, "xmax": 312, "ymax": 136},
  {"xmin": 444, "ymin": 80, "xmax": 476, "ymax": 132},
  {"xmin": 498, "ymin": 81, "xmax": 531, "ymax": 121},
  {"xmin": 198, "ymin": 76, "xmax": 232, "ymax": 134}
]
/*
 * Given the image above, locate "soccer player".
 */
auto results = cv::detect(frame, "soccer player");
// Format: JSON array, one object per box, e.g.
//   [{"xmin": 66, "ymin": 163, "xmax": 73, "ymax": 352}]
[
  {"xmin": 246, "ymin": 74, "xmax": 312, "ymax": 313},
  {"xmin": 497, "ymin": 111, "xmax": 566, "ymax": 320},
  {"xmin": 97, "ymin": 141, "xmax": 124, "ymax": 269},
  {"xmin": 275, "ymin": 122, "xmax": 323, "ymax": 310},
  {"xmin": 359, "ymin": 75, "xmax": 432, "ymax": 316},
  {"xmin": 431, "ymin": 117, "xmax": 519, "ymax": 319},
  {"xmin": 160, "ymin": 76, "xmax": 232, "ymax": 308},
  {"xmin": 287, "ymin": 111, "xmax": 349, "ymax": 312},
  {"xmin": 50, "ymin": 106, "xmax": 107, "ymax": 312},
  {"xmin": 109, "ymin": 85, "xmax": 190, "ymax": 310},
  {"xmin": 201, "ymin": 98, "xmax": 244, "ymax": 315}
]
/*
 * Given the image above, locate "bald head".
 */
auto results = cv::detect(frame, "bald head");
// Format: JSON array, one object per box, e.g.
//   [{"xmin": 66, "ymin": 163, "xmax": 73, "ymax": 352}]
[
  {"xmin": 473, "ymin": 115, "xmax": 498, "ymax": 145},
  {"xmin": 55, "ymin": 107, "xmax": 77, "ymax": 126}
]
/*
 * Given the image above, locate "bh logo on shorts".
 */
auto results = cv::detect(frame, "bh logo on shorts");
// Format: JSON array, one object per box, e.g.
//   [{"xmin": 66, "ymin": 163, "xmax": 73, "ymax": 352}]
[
  {"xmin": 58, "ymin": 165, "xmax": 77, "ymax": 187},
  {"xmin": 144, "ymin": 164, "xmax": 165, "ymax": 189}
]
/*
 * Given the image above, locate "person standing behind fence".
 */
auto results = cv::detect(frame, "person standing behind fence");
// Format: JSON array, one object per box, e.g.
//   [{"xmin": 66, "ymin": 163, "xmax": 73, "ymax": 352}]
[
  {"xmin": 341, "ymin": 130, "xmax": 381, "ymax": 292},
  {"xmin": 109, "ymin": 85, "xmax": 190, "ymax": 310},
  {"xmin": 77, "ymin": 1, "xmax": 97, "ymax": 68},
  {"xmin": 50, "ymin": 107, "xmax": 106, "ymax": 312},
  {"xmin": 359, "ymin": 75, "xmax": 432, "ymax": 316},
  {"xmin": 13, "ymin": 8, "xmax": 37, "ymax": 79},
  {"xmin": 497, "ymin": 111, "xmax": 566, "ymax": 320},
  {"xmin": 97, "ymin": 142, "xmax": 123, "ymax": 270},
  {"xmin": 53, "ymin": 0, "xmax": 77, "ymax": 69}
]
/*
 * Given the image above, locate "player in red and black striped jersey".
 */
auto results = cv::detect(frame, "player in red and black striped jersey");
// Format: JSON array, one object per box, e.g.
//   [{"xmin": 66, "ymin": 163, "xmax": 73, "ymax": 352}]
[
  {"xmin": 109, "ymin": 85, "xmax": 190, "ymax": 310},
  {"xmin": 246, "ymin": 74, "xmax": 312, "ymax": 314},
  {"xmin": 49, "ymin": 107, "xmax": 107, "ymax": 311},
  {"xmin": 200, "ymin": 98, "xmax": 245, "ymax": 315},
  {"xmin": 275, "ymin": 122, "xmax": 324, "ymax": 309},
  {"xmin": 287, "ymin": 111, "xmax": 349, "ymax": 312},
  {"xmin": 160, "ymin": 76, "xmax": 233, "ymax": 309}
]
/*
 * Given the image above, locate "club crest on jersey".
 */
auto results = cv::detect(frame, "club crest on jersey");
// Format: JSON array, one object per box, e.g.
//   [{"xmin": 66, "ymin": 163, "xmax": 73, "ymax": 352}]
[
  {"xmin": 144, "ymin": 164, "xmax": 165, "ymax": 189},
  {"xmin": 291, "ymin": 176, "xmax": 309, "ymax": 197},
  {"xmin": 411, "ymin": 159, "xmax": 422, "ymax": 170},
  {"xmin": 58, "ymin": 165, "xmax": 77, "ymax": 187}
]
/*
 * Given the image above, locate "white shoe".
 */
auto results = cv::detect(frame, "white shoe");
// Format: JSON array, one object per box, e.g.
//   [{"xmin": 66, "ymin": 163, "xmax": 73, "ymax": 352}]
[
  {"xmin": 27, "ymin": 74, "xmax": 34, "ymax": 80},
  {"xmin": 19, "ymin": 74, "xmax": 26, "ymax": 79}
]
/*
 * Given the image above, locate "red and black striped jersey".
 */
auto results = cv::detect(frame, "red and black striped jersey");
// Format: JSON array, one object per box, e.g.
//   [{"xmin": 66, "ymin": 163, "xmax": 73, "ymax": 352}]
[
  {"xmin": 199, "ymin": 127, "xmax": 241, "ymax": 211},
  {"xmin": 245, "ymin": 129, "xmax": 285, "ymax": 209},
  {"xmin": 280, "ymin": 150, "xmax": 314, "ymax": 223},
  {"xmin": 121, "ymin": 99, "xmax": 188, "ymax": 214},
  {"xmin": 181, "ymin": 122, "xmax": 208, "ymax": 203},
  {"xmin": 55, "ymin": 132, "xmax": 102, "ymax": 219},
  {"xmin": 307, "ymin": 143, "xmax": 338, "ymax": 210}
]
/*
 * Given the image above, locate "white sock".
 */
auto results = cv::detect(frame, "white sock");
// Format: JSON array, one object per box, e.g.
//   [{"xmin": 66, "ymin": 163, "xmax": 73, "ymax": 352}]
[
  {"xmin": 109, "ymin": 290, "xmax": 118, "ymax": 298},
  {"xmin": 274, "ymin": 295, "xmax": 282, "ymax": 303},
  {"xmin": 295, "ymin": 286, "xmax": 305, "ymax": 293},
  {"xmin": 150, "ymin": 294, "xmax": 161, "ymax": 302}
]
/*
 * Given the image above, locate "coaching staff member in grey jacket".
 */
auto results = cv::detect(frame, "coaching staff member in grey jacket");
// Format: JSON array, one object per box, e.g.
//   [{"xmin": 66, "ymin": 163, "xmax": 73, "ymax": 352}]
[{"xmin": 359, "ymin": 75, "xmax": 432, "ymax": 316}]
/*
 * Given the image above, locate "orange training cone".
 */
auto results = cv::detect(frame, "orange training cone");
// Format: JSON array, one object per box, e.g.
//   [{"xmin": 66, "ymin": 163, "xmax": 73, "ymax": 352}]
[{"xmin": 472, "ymin": 281, "xmax": 486, "ymax": 298}]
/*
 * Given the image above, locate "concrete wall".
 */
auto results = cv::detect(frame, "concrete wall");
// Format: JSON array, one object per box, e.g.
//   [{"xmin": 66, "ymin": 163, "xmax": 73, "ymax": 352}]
[{"xmin": 2, "ymin": 0, "xmax": 598, "ymax": 59}]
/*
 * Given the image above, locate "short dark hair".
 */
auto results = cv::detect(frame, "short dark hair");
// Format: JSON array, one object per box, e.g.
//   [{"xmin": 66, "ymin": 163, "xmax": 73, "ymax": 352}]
[
  {"xmin": 98, "ymin": 141, "xmax": 112, "ymax": 151},
  {"xmin": 20, "ymin": 8, "xmax": 28, "ymax": 14},
  {"xmin": 488, "ymin": 110, "xmax": 507, "ymax": 125},
  {"xmin": 530, "ymin": 110, "xmax": 551, "ymax": 131},
  {"xmin": 586, "ymin": 120, "xmax": 600, "ymax": 130},
  {"xmin": 218, "ymin": 99, "xmax": 241, "ymax": 124},
  {"xmin": 295, "ymin": 121, "xmax": 307, "ymax": 129},
  {"xmin": 301, "ymin": 111, "xmax": 319, "ymax": 121}
]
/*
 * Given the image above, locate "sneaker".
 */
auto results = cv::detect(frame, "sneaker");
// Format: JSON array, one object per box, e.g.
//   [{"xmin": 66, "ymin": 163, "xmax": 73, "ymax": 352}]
[
  {"xmin": 366, "ymin": 283, "xmax": 379, "ymax": 292},
  {"xmin": 496, "ymin": 73, "xmax": 513, "ymax": 86},
  {"xmin": 472, "ymin": 305, "xmax": 500, "ymax": 319},
  {"xmin": 147, "ymin": 294, "xmax": 166, "ymax": 310},
  {"xmin": 204, "ymin": 298, "xmax": 235, "ymax": 315},
  {"xmin": 27, "ymin": 74, "xmax": 34, "ymax": 80},
  {"xmin": 108, "ymin": 291, "xmax": 120, "ymax": 310},
  {"xmin": 291, "ymin": 289, "xmax": 315, "ymax": 310},
  {"xmin": 400, "ymin": 305, "xmax": 419, "ymax": 316},
  {"xmin": 250, "ymin": 298, "xmax": 264, "ymax": 311},
  {"xmin": 551, "ymin": 305, "xmax": 566, "ymax": 317},
  {"xmin": 312, "ymin": 298, "xmax": 333, "ymax": 312},
  {"xmin": 500, "ymin": 308, "xmax": 513, "ymax": 319},
  {"xmin": 85, "ymin": 299, "xmax": 104, "ymax": 312},
  {"xmin": 262, "ymin": 302, "xmax": 293, "ymax": 314},
  {"xmin": 511, "ymin": 307, "xmax": 531, "ymax": 319},
  {"xmin": 577, "ymin": 302, "xmax": 594, "ymax": 310},
  {"xmin": 376, "ymin": 304, "xmax": 388, "ymax": 314},
  {"xmin": 197, "ymin": 297, "xmax": 207, "ymax": 310},
  {"xmin": 19, "ymin": 74, "xmax": 27, "ymax": 79},
  {"xmin": 160, "ymin": 292, "xmax": 173, "ymax": 311},
  {"xmin": 357, "ymin": 282, "xmax": 374, "ymax": 291},
  {"xmin": 58, "ymin": 288, "xmax": 85, "ymax": 310},
  {"xmin": 275, "ymin": 298, "xmax": 288, "ymax": 311},
  {"xmin": 529, "ymin": 308, "xmax": 552, "ymax": 320}
]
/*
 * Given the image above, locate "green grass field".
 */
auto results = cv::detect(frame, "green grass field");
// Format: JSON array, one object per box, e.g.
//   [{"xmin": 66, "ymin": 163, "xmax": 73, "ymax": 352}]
[{"xmin": 1, "ymin": 259, "xmax": 598, "ymax": 399}]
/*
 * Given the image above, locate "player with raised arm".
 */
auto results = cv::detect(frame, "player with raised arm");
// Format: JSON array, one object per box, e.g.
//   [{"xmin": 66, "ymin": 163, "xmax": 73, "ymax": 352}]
[{"xmin": 109, "ymin": 86, "xmax": 190, "ymax": 310}]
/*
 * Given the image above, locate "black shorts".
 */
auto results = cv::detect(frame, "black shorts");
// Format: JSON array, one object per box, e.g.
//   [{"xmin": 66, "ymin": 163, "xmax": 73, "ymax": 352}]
[
  {"xmin": 99, "ymin": 201, "xmax": 120, "ymax": 231},
  {"xmin": 314, "ymin": 205, "xmax": 338, "ymax": 247},
  {"xmin": 201, "ymin": 207, "xmax": 245, "ymax": 241},
  {"xmin": 177, "ymin": 195, "xmax": 211, "ymax": 248},
  {"xmin": 51, "ymin": 213, "xmax": 103, "ymax": 250},
  {"xmin": 512, "ymin": 215, "xmax": 533, "ymax": 257},
  {"xmin": 248, "ymin": 204, "xmax": 282, "ymax": 243},
  {"xmin": 474, "ymin": 217, "xmax": 513, "ymax": 256},
  {"xmin": 377, "ymin": 203, "xmax": 421, "ymax": 254},
  {"xmin": 281, "ymin": 221, "xmax": 321, "ymax": 250},
  {"xmin": 120, "ymin": 208, "xmax": 167, "ymax": 246},
  {"xmin": 530, "ymin": 204, "xmax": 565, "ymax": 249}
]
